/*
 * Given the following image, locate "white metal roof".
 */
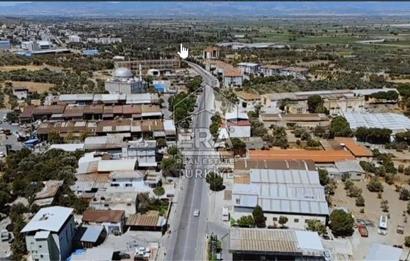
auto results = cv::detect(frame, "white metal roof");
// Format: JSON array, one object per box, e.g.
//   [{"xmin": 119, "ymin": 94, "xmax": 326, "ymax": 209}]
[
  {"xmin": 49, "ymin": 143, "xmax": 84, "ymax": 152},
  {"xmin": 97, "ymin": 159, "xmax": 136, "ymax": 172},
  {"xmin": 21, "ymin": 206, "xmax": 73, "ymax": 233},
  {"xmin": 343, "ymin": 112, "xmax": 410, "ymax": 132}
]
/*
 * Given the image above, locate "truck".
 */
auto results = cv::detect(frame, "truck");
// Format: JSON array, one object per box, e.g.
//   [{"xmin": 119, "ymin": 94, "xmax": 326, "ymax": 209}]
[{"xmin": 358, "ymin": 224, "xmax": 368, "ymax": 237}]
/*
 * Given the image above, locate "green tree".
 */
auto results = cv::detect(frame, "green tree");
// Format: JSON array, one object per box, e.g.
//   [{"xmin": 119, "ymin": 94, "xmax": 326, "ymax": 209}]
[
  {"xmin": 399, "ymin": 188, "xmax": 410, "ymax": 201},
  {"xmin": 206, "ymin": 172, "xmax": 224, "ymax": 191},
  {"xmin": 307, "ymin": 95, "xmax": 327, "ymax": 113},
  {"xmin": 319, "ymin": 169, "xmax": 330, "ymax": 186},
  {"xmin": 356, "ymin": 195, "xmax": 365, "ymax": 207},
  {"xmin": 252, "ymin": 205, "xmax": 266, "ymax": 228},
  {"xmin": 153, "ymin": 186, "xmax": 165, "ymax": 197},
  {"xmin": 330, "ymin": 116, "xmax": 352, "ymax": 137},
  {"xmin": 405, "ymin": 236, "xmax": 410, "ymax": 247},
  {"xmin": 230, "ymin": 138, "xmax": 246, "ymax": 156},
  {"xmin": 278, "ymin": 216, "xmax": 288, "ymax": 228},
  {"xmin": 306, "ymin": 219, "xmax": 327, "ymax": 236},
  {"xmin": 6, "ymin": 111, "xmax": 19, "ymax": 123},
  {"xmin": 367, "ymin": 177, "xmax": 384, "ymax": 192},
  {"xmin": 329, "ymin": 209, "xmax": 354, "ymax": 237}
]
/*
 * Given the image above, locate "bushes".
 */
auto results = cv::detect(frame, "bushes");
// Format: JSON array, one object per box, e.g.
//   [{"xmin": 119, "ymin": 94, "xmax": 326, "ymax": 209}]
[
  {"xmin": 367, "ymin": 177, "xmax": 384, "ymax": 192},
  {"xmin": 355, "ymin": 195, "xmax": 365, "ymax": 207},
  {"xmin": 306, "ymin": 219, "xmax": 327, "ymax": 236},
  {"xmin": 237, "ymin": 215, "xmax": 255, "ymax": 227}
]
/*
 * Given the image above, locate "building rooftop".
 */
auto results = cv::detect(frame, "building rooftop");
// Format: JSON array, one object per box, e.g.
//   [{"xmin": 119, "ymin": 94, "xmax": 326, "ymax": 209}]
[
  {"xmin": 333, "ymin": 137, "xmax": 373, "ymax": 157},
  {"xmin": 233, "ymin": 169, "xmax": 329, "ymax": 216},
  {"xmin": 97, "ymin": 159, "xmax": 137, "ymax": 172},
  {"xmin": 230, "ymin": 228, "xmax": 324, "ymax": 256},
  {"xmin": 82, "ymin": 209, "xmax": 125, "ymax": 223},
  {"xmin": 343, "ymin": 112, "xmax": 410, "ymax": 132},
  {"xmin": 234, "ymin": 159, "xmax": 316, "ymax": 171},
  {"xmin": 80, "ymin": 225, "xmax": 105, "ymax": 243},
  {"xmin": 249, "ymin": 149, "xmax": 354, "ymax": 163},
  {"xmin": 21, "ymin": 206, "xmax": 73, "ymax": 233},
  {"xmin": 335, "ymin": 160, "xmax": 365, "ymax": 173},
  {"xmin": 365, "ymin": 243, "xmax": 403, "ymax": 261},
  {"xmin": 126, "ymin": 211, "xmax": 165, "ymax": 227}
]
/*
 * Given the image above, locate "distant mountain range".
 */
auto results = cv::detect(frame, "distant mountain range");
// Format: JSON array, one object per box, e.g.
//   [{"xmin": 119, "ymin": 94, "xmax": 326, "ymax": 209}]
[{"xmin": 1, "ymin": 2, "xmax": 410, "ymax": 18}]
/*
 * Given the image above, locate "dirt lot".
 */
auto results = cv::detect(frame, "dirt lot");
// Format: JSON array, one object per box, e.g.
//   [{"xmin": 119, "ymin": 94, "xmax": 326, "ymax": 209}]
[
  {"xmin": 332, "ymin": 177, "xmax": 410, "ymax": 259},
  {"xmin": 7, "ymin": 81, "xmax": 54, "ymax": 93}
]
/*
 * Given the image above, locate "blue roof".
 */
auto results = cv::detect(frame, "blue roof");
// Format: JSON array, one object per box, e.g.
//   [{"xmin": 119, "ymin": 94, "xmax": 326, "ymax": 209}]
[
  {"xmin": 83, "ymin": 49, "xmax": 99, "ymax": 56},
  {"xmin": 153, "ymin": 83, "xmax": 166, "ymax": 92},
  {"xmin": 80, "ymin": 225, "xmax": 104, "ymax": 243}
]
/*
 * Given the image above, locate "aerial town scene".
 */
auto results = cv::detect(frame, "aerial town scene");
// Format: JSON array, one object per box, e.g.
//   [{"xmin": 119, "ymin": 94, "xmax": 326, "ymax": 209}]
[{"xmin": 0, "ymin": 1, "xmax": 410, "ymax": 261}]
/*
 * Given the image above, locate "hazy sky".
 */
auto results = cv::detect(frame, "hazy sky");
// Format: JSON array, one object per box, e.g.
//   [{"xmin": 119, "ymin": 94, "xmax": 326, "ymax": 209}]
[{"xmin": 0, "ymin": 2, "xmax": 409, "ymax": 17}]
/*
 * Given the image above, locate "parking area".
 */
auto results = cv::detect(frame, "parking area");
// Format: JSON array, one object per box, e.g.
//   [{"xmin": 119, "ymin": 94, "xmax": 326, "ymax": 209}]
[{"xmin": 332, "ymin": 177, "xmax": 410, "ymax": 258}]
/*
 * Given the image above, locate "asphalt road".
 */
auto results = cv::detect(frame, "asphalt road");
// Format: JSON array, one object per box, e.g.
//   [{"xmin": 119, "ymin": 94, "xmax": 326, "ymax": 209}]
[{"xmin": 166, "ymin": 62, "xmax": 218, "ymax": 261}]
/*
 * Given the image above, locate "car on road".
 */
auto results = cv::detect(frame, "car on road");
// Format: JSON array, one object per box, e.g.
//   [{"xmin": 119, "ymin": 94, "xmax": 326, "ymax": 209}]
[{"xmin": 193, "ymin": 209, "xmax": 200, "ymax": 217}]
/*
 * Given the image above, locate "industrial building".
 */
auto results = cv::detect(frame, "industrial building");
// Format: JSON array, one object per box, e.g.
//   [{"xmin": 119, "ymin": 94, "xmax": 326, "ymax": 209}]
[{"xmin": 232, "ymin": 168, "xmax": 329, "ymax": 229}]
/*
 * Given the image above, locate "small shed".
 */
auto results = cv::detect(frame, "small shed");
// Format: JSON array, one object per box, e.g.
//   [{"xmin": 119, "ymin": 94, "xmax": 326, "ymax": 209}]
[{"xmin": 80, "ymin": 225, "xmax": 107, "ymax": 248}]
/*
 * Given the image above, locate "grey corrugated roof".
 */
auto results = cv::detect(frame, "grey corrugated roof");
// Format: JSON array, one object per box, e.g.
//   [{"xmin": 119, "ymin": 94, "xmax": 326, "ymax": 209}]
[
  {"xmin": 335, "ymin": 160, "xmax": 364, "ymax": 173},
  {"xmin": 250, "ymin": 169, "xmax": 320, "ymax": 185},
  {"xmin": 81, "ymin": 225, "xmax": 104, "ymax": 243},
  {"xmin": 233, "ymin": 169, "xmax": 329, "ymax": 216}
]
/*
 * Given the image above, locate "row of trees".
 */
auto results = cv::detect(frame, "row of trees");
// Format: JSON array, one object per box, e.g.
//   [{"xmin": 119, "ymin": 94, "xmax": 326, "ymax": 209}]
[{"xmin": 169, "ymin": 92, "xmax": 196, "ymax": 129}]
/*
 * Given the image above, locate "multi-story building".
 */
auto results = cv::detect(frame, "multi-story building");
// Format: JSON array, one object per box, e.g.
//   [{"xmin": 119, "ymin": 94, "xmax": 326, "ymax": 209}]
[
  {"xmin": 202, "ymin": 46, "xmax": 220, "ymax": 60},
  {"xmin": 21, "ymin": 206, "xmax": 75, "ymax": 261}
]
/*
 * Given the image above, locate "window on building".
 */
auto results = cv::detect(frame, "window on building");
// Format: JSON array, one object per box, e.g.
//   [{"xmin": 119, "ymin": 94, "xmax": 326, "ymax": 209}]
[
  {"xmin": 235, "ymin": 198, "xmax": 240, "ymax": 204},
  {"xmin": 272, "ymin": 217, "xmax": 278, "ymax": 222},
  {"xmin": 125, "ymin": 183, "xmax": 132, "ymax": 187},
  {"xmin": 294, "ymin": 218, "xmax": 299, "ymax": 223}
]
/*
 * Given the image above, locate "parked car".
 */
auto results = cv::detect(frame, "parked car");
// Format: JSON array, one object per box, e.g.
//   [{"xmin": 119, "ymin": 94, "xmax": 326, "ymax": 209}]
[
  {"xmin": 358, "ymin": 224, "xmax": 368, "ymax": 237},
  {"xmin": 193, "ymin": 209, "xmax": 200, "ymax": 217}
]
